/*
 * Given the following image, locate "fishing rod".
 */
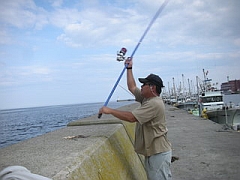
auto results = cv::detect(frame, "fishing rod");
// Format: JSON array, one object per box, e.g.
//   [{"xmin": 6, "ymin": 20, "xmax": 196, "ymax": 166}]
[{"xmin": 98, "ymin": 0, "xmax": 170, "ymax": 118}]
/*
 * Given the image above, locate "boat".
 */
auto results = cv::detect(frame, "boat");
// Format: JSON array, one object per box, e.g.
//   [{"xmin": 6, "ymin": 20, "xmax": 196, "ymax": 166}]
[
  {"xmin": 176, "ymin": 101, "xmax": 197, "ymax": 110},
  {"xmin": 206, "ymin": 107, "xmax": 240, "ymax": 127},
  {"xmin": 199, "ymin": 85, "xmax": 240, "ymax": 130},
  {"xmin": 199, "ymin": 91, "xmax": 224, "ymax": 111}
]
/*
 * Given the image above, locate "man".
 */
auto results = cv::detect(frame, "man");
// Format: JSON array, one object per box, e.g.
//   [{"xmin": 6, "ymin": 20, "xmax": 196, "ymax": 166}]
[{"xmin": 99, "ymin": 58, "xmax": 172, "ymax": 180}]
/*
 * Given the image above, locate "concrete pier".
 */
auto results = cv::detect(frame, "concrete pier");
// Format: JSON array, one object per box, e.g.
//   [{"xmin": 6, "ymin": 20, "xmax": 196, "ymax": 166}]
[
  {"xmin": 0, "ymin": 103, "xmax": 240, "ymax": 180},
  {"xmin": 167, "ymin": 106, "xmax": 240, "ymax": 180}
]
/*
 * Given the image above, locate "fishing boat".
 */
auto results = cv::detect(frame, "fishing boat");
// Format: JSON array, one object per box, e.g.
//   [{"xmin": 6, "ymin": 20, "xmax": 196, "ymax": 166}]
[
  {"xmin": 199, "ymin": 91, "xmax": 224, "ymax": 111},
  {"xmin": 206, "ymin": 94, "xmax": 240, "ymax": 130},
  {"xmin": 206, "ymin": 107, "xmax": 240, "ymax": 129},
  {"xmin": 199, "ymin": 85, "xmax": 240, "ymax": 130}
]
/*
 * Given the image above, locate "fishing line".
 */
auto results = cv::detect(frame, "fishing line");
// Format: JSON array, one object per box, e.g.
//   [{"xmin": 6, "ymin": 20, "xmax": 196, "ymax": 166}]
[
  {"xmin": 118, "ymin": 84, "xmax": 135, "ymax": 97},
  {"xmin": 99, "ymin": 0, "xmax": 170, "ymax": 118}
]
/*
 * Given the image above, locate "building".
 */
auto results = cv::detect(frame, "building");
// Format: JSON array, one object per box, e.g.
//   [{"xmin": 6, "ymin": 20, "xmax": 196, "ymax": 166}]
[{"xmin": 221, "ymin": 79, "xmax": 240, "ymax": 94}]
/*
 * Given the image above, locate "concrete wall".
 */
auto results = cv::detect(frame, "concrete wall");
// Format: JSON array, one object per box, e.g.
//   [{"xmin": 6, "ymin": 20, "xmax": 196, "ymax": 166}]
[
  {"xmin": 0, "ymin": 104, "xmax": 147, "ymax": 180},
  {"xmin": 53, "ymin": 119, "xmax": 147, "ymax": 180}
]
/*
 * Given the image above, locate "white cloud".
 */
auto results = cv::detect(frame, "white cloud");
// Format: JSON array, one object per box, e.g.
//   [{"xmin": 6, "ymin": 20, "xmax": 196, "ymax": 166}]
[
  {"xmin": 233, "ymin": 38, "xmax": 240, "ymax": 46},
  {"xmin": 0, "ymin": 30, "xmax": 14, "ymax": 45},
  {"xmin": 51, "ymin": 0, "xmax": 63, "ymax": 8},
  {"xmin": 53, "ymin": 7, "xmax": 145, "ymax": 47},
  {"xmin": 0, "ymin": 66, "xmax": 53, "ymax": 87},
  {"xmin": 49, "ymin": 8, "xmax": 81, "ymax": 28},
  {"xmin": 0, "ymin": 0, "xmax": 48, "ymax": 30}
]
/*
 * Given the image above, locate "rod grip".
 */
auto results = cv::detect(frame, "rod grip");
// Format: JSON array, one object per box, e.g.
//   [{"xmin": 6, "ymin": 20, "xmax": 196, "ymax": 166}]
[{"xmin": 98, "ymin": 113, "xmax": 102, "ymax": 119}]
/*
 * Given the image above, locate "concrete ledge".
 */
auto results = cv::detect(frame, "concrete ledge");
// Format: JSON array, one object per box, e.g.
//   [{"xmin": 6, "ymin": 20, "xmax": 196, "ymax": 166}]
[
  {"xmin": 67, "ymin": 118, "xmax": 136, "ymax": 144},
  {"xmin": 53, "ymin": 124, "xmax": 146, "ymax": 180},
  {"xmin": 0, "ymin": 103, "xmax": 146, "ymax": 180},
  {"xmin": 68, "ymin": 119, "xmax": 122, "ymax": 126}
]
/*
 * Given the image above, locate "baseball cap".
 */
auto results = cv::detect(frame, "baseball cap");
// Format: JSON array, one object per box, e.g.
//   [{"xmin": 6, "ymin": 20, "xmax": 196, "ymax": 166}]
[{"xmin": 138, "ymin": 74, "xmax": 164, "ymax": 88}]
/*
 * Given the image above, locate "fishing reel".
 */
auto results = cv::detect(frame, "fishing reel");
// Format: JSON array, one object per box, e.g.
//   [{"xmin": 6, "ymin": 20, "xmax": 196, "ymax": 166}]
[{"xmin": 117, "ymin": 47, "xmax": 127, "ymax": 61}]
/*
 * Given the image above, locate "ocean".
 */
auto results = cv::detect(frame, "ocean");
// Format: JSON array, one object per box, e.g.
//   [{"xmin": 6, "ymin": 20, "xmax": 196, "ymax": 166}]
[{"xmin": 0, "ymin": 101, "xmax": 134, "ymax": 149}]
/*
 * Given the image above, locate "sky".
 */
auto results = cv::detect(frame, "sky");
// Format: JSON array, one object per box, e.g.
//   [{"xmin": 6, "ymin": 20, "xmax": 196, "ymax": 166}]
[{"xmin": 0, "ymin": 0, "xmax": 239, "ymax": 109}]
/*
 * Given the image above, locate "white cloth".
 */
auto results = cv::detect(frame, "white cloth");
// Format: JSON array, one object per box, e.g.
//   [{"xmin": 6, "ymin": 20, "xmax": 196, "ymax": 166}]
[{"xmin": 0, "ymin": 166, "xmax": 52, "ymax": 180}]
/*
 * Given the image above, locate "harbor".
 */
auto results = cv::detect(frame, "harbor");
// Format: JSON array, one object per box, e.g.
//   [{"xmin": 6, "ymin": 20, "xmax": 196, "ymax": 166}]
[
  {"xmin": 163, "ymin": 70, "xmax": 240, "ymax": 130},
  {"xmin": 0, "ymin": 103, "xmax": 240, "ymax": 180}
]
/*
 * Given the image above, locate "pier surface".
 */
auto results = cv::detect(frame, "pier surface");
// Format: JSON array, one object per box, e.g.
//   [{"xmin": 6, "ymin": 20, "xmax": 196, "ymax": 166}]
[
  {"xmin": 0, "ymin": 103, "xmax": 240, "ymax": 180},
  {"xmin": 167, "ymin": 105, "xmax": 240, "ymax": 180}
]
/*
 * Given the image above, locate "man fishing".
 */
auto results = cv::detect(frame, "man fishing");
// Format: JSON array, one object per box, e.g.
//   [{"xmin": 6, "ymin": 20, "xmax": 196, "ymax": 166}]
[{"xmin": 99, "ymin": 58, "xmax": 172, "ymax": 180}]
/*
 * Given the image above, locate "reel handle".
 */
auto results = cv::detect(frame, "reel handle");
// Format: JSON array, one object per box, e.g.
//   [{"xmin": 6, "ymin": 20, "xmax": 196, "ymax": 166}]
[{"xmin": 98, "ymin": 113, "xmax": 102, "ymax": 119}]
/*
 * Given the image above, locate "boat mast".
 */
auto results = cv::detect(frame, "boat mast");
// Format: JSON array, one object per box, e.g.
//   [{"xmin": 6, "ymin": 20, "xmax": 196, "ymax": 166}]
[
  {"xmin": 188, "ymin": 78, "xmax": 191, "ymax": 97},
  {"xmin": 182, "ymin": 74, "xmax": 185, "ymax": 98},
  {"xmin": 203, "ymin": 69, "xmax": 206, "ymax": 92},
  {"xmin": 168, "ymin": 81, "xmax": 170, "ymax": 97},
  {"xmin": 173, "ymin": 77, "xmax": 176, "ymax": 99}
]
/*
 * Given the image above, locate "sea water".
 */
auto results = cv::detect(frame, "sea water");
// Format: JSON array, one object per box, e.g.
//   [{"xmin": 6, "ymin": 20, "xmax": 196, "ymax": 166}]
[{"xmin": 0, "ymin": 101, "xmax": 134, "ymax": 148}]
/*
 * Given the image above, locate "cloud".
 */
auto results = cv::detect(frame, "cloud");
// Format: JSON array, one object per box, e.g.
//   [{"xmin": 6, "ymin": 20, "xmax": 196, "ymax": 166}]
[
  {"xmin": 0, "ymin": 66, "xmax": 53, "ymax": 87},
  {"xmin": 0, "ymin": 0, "xmax": 49, "ymax": 48},
  {"xmin": 151, "ymin": 0, "xmax": 240, "ymax": 48},
  {"xmin": 233, "ymin": 38, "xmax": 240, "ymax": 46},
  {"xmin": 0, "ymin": 30, "xmax": 14, "ymax": 45},
  {"xmin": 51, "ymin": 0, "xmax": 63, "ymax": 8},
  {"xmin": 54, "ymin": 7, "xmax": 145, "ymax": 48},
  {"xmin": 1, "ymin": 0, "xmax": 239, "ymax": 48},
  {"xmin": 0, "ymin": 0, "xmax": 48, "ymax": 30}
]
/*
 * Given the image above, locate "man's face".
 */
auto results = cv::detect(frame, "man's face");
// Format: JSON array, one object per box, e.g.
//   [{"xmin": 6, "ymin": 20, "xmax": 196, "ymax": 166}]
[{"xmin": 141, "ymin": 83, "xmax": 152, "ymax": 97}]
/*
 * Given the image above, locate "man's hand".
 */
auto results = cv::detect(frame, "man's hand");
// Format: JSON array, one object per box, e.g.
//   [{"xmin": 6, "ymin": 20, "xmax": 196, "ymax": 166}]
[
  {"xmin": 99, "ymin": 106, "xmax": 137, "ymax": 123},
  {"xmin": 99, "ymin": 106, "xmax": 112, "ymax": 115},
  {"xmin": 125, "ymin": 57, "xmax": 133, "ymax": 68}
]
